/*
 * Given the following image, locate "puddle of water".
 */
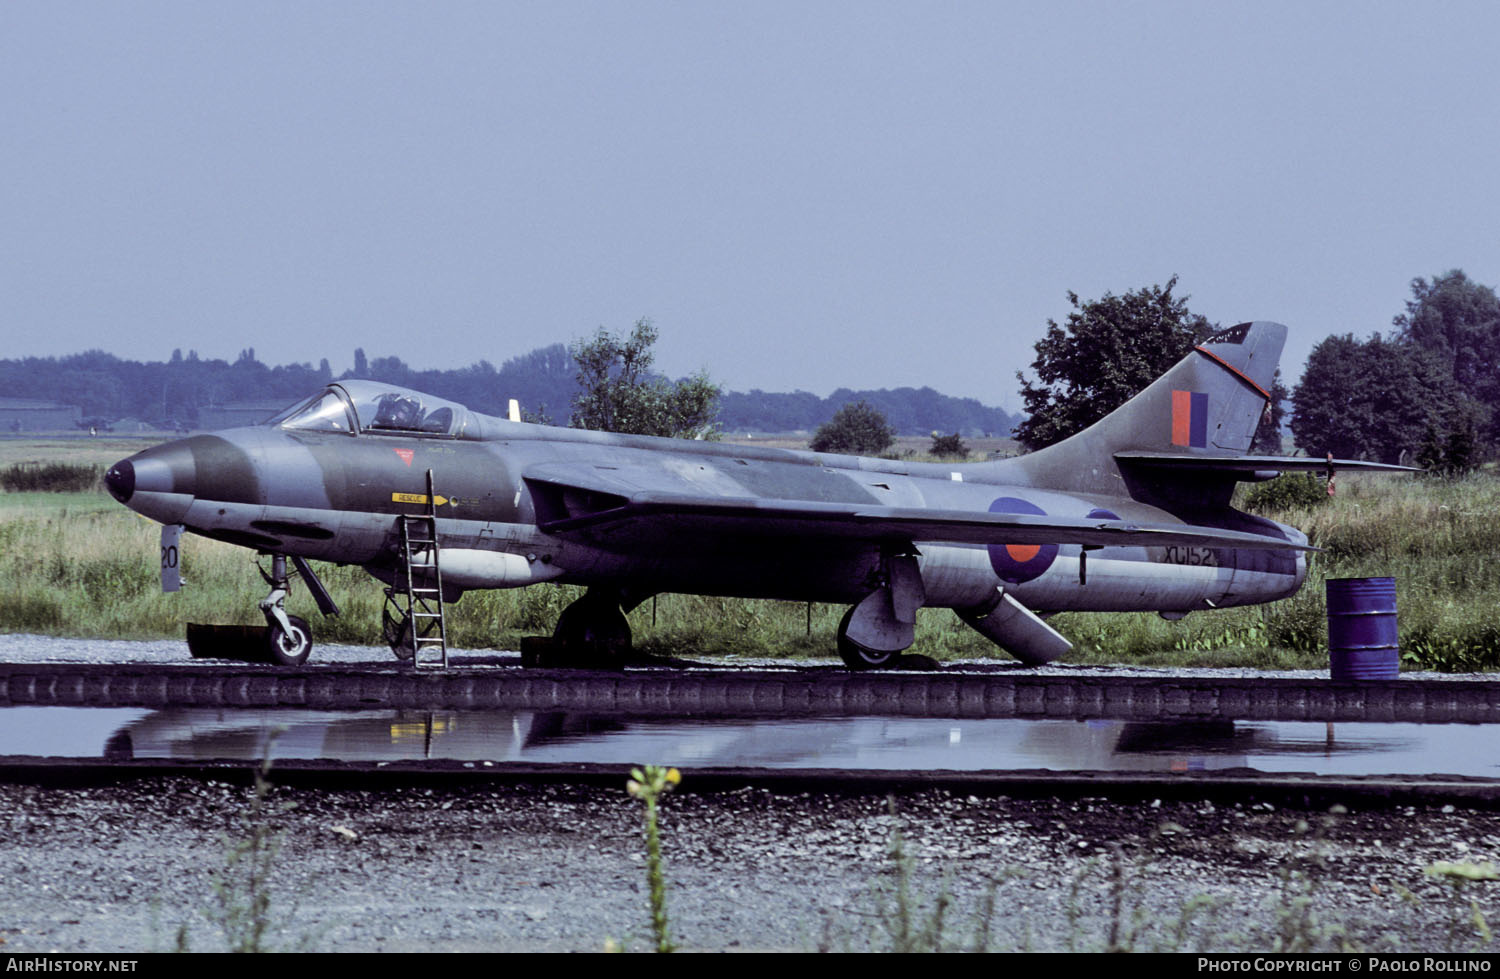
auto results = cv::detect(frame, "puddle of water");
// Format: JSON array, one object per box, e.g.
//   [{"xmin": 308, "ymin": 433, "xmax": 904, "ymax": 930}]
[
  {"xmin": 2, "ymin": 706, "xmax": 1499, "ymax": 778},
  {"xmin": 0, "ymin": 707, "xmax": 154, "ymax": 758}
]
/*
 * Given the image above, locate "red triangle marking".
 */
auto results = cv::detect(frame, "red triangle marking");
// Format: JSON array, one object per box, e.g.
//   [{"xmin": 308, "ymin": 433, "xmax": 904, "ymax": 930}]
[{"xmin": 394, "ymin": 448, "xmax": 414, "ymax": 467}]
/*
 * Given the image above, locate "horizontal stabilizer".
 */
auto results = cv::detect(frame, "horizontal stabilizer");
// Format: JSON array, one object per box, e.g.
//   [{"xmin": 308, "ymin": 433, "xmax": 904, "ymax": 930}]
[{"xmin": 1117, "ymin": 452, "xmax": 1421, "ymax": 478}]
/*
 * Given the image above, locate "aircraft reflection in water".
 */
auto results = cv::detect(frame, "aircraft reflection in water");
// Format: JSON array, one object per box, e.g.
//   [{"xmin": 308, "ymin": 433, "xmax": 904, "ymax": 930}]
[
  {"xmin": 90, "ymin": 708, "xmax": 1487, "ymax": 776},
  {"xmin": 105, "ymin": 322, "xmax": 1407, "ymax": 668},
  {"xmin": 100, "ymin": 708, "xmax": 1253, "ymax": 770}
]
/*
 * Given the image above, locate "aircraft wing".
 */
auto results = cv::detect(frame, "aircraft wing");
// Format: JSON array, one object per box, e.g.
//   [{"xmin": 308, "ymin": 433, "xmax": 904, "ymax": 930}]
[
  {"xmin": 1116, "ymin": 452, "xmax": 1421, "ymax": 475},
  {"xmin": 523, "ymin": 469, "xmax": 1313, "ymax": 552}
]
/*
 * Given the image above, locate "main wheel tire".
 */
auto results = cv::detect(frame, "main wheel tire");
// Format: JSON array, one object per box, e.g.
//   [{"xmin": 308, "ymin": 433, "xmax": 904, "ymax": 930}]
[
  {"xmin": 553, "ymin": 601, "xmax": 632, "ymax": 645},
  {"xmin": 553, "ymin": 597, "xmax": 632, "ymax": 660},
  {"xmin": 266, "ymin": 614, "xmax": 313, "ymax": 667},
  {"xmin": 836, "ymin": 606, "xmax": 898, "ymax": 671}
]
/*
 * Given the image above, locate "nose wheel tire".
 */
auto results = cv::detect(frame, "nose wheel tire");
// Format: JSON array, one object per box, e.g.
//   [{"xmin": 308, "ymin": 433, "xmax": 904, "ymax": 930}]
[
  {"xmin": 836, "ymin": 606, "xmax": 898, "ymax": 671},
  {"xmin": 266, "ymin": 614, "xmax": 313, "ymax": 667}
]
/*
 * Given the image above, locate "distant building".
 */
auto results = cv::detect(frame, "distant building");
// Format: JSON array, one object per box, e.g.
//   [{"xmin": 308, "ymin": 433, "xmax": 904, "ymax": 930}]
[
  {"xmin": 0, "ymin": 398, "xmax": 81, "ymax": 432},
  {"xmin": 197, "ymin": 400, "xmax": 290, "ymax": 430}
]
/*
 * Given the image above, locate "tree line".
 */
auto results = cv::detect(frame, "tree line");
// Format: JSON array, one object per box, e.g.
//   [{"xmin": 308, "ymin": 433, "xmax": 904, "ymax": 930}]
[
  {"xmin": 0, "ymin": 328, "xmax": 1015, "ymax": 437},
  {"xmin": 0, "ymin": 344, "xmax": 577, "ymax": 430}
]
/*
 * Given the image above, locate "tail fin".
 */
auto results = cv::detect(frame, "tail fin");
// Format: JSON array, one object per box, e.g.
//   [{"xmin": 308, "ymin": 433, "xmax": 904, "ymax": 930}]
[{"xmin": 1001, "ymin": 321, "xmax": 1286, "ymax": 498}]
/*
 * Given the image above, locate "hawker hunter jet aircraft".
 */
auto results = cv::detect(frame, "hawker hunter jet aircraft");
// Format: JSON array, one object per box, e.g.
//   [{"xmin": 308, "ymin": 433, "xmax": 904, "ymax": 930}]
[{"xmin": 105, "ymin": 322, "xmax": 1402, "ymax": 669}]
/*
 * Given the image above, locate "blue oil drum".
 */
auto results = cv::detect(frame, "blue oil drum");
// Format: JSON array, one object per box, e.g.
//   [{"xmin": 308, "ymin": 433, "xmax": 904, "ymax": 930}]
[{"xmin": 1326, "ymin": 577, "xmax": 1399, "ymax": 680}]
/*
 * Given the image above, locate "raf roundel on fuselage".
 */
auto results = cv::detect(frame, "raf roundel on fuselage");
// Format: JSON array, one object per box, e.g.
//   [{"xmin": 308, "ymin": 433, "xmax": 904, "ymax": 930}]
[{"xmin": 985, "ymin": 496, "xmax": 1058, "ymax": 584}]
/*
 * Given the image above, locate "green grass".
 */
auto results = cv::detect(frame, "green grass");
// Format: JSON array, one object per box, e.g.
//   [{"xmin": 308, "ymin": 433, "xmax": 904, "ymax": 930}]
[
  {"xmin": 0, "ymin": 437, "xmax": 164, "ymax": 469},
  {"xmin": 3, "ymin": 458, "xmax": 1498, "ymax": 669},
  {"xmin": 0, "ymin": 490, "xmax": 116, "ymax": 512}
]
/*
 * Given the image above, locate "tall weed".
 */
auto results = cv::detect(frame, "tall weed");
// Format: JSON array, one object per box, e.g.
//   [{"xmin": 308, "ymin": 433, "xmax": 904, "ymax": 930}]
[{"xmin": 0, "ymin": 462, "xmax": 100, "ymax": 493}]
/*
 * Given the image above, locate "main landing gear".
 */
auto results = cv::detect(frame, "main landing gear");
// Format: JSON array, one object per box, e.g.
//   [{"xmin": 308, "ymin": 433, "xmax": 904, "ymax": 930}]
[
  {"xmin": 551, "ymin": 588, "xmax": 632, "ymax": 663},
  {"xmin": 836, "ymin": 606, "xmax": 898, "ymax": 670},
  {"xmin": 381, "ymin": 603, "xmax": 415, "ymax": 661},
  {"xmin": 835, "ymin": 551, "xmax": 925, "ymax": 671}
]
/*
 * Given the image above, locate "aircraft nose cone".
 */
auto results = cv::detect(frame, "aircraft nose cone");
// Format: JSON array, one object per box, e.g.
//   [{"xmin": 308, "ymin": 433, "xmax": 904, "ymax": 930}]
[
  {"xmin": 104, "ymin": 460, "xmax": 134, "ymax": 503},
  {"xmin": 105, "ymin": 441, "xmax": 197, "ymax": 523},
  {"xmin": 127, "ymin": 443, "xmax": 196, "ymax": 498}
]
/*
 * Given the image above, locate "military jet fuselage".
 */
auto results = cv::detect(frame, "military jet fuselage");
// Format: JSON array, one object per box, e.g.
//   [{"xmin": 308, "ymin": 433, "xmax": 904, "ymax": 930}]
[{"xmin": 107, "ymin": 322, "xmax": 1391, "ymax": 668}]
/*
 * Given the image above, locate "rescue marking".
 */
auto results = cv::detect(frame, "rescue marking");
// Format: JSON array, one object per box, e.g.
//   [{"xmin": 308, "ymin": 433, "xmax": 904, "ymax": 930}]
[{"xmin": 392, "ymin": 492, "xmax": 449, "ymax": 506}]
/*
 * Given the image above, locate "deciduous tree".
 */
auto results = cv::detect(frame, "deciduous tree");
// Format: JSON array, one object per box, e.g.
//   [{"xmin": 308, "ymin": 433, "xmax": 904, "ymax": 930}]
[
  {"xmin": 1290, "ymin": 334, "xmax": 1455, "ymax": 464},
  {"xmin": 929, "ymin": 431, "xmax": 968, "ymax": 459},
  {"xmin": 1394, "ymin": 269, "xmax": 1500, "ymax": 444},
  {"xmin": 1014, "ymin": 277, "xmax": 1213, "ymax": 451},
  {"xmin": 809, "ymin": 401, "xmax": 895, "ymax": 455},
  {"xmin": 569, "ymin": 319, "xmax": 720, "ymax": 439}
]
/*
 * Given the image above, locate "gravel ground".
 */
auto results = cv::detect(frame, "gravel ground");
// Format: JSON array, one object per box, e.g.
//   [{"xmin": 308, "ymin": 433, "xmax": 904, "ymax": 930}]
[
  {"xmin": 3, "ymin": 636, "xmax": 1499, "ymax": 954},
  {"xmin": 2, "ymin": 777, "xmax": 1500, "ymax": 953}
]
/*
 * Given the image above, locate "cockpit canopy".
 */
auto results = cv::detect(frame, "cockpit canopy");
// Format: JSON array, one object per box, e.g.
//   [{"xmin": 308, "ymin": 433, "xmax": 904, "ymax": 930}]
[{"xmin": 267, "ymin": 382, "xmax": 479, "ymax": 439}]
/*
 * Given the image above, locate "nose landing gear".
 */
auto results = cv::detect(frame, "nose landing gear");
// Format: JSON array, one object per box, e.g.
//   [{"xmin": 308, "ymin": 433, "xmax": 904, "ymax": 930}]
[
  {"xmin": 258, "ymin": 554, "xmax": 313, "ymax": 666},
  {"xmin": 255, "ymin": 554, "xmax": 339, "ymax": 666}
]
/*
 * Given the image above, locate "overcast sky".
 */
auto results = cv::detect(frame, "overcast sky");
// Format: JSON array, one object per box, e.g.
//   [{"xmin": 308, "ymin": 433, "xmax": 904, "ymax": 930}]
[{"xmin": 3, "ymin": 2, "xmax": 1497, "ymax": 409}]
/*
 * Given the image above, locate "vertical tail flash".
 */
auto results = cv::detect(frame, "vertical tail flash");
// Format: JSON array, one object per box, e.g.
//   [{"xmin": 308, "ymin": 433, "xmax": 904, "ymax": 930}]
[{"xmin": 1007, "ymin": 322, "xmax": 1287, "ymax": 497}]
